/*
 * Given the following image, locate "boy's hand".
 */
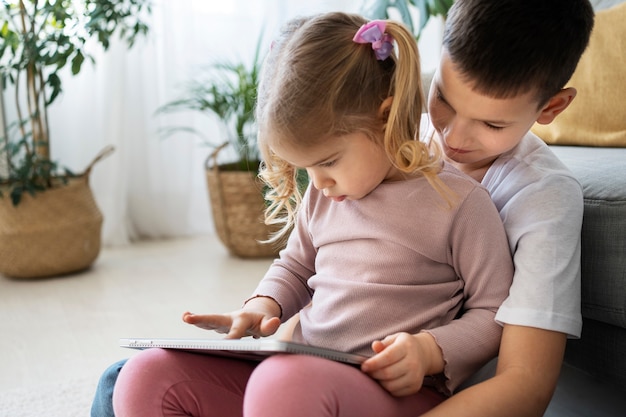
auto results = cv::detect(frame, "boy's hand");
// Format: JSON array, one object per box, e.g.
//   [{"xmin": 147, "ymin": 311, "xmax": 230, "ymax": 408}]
[
  {"xmin": 360, "ymin": 332, "xmax": 444, "ymax": 397},
  {"xmin": 182, "ymin": 296, "xmax": 282, "ymax": 339}
]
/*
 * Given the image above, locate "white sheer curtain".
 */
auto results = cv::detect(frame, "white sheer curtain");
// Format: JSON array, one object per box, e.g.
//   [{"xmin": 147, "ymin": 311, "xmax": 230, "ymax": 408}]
[
  {"xmin": 38, "ymin": 0, "xmax": 441, "ymax": 246},
  {"xmin": 40, "ymin": 0, "xmax": 361, "ymax": 246}
]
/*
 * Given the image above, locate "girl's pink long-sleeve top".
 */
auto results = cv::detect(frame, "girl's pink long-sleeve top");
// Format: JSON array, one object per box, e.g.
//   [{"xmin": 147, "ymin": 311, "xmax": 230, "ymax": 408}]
[{"xmin": 252, "ymin": 163, "xmax": 514, "ymax": 394}]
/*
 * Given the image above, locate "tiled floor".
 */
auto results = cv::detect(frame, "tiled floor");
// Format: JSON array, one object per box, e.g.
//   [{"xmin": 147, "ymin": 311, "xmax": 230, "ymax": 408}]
[{"xmin": 0, "ymin": 235, "xmax": 272, "ymax": 393}]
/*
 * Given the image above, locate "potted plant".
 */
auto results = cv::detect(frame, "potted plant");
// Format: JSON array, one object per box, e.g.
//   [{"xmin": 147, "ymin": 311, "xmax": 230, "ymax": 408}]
[
  {"xmin": 157, "ymin": 39, "xmax": 287, "ymax": 258},
  {"xmin": 0, "ymin": 0, "xmax": 151, "ymax": 278}
]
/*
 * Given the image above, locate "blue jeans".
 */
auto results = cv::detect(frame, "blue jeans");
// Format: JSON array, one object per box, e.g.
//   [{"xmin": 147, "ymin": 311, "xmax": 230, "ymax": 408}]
[{"xmin": 91, "ymin": 359, "xmax": 128, "ymax": 417}]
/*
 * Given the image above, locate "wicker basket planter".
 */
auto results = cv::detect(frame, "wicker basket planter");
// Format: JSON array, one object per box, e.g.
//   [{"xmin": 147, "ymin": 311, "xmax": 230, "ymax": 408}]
[
  {"xmin": 0, "ymin": 147, "xmax": 113, "ymax": 279},
  {"xmin": 205, "ymin": 149, "xmax": 281, "ymax": 258},
  {"xmin": 0, "ymin": 176, "xmax": 103, "ymax": 279}
]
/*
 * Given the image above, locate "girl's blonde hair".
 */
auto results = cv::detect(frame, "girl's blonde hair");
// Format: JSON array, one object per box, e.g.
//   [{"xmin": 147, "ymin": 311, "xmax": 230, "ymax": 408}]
[{"xmin": 257, "ymin": 12, "xmax": 449, "ymax": 242}]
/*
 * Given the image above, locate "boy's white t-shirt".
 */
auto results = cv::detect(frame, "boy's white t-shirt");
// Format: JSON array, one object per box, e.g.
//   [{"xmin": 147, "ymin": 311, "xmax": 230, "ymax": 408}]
[
  {"xmin": 484, "ymin": 131, "xmax": 583, "ymax": 338},
  {"xmin": 425, "ymin": 117, "xmax": 583, "ymax": 338}
]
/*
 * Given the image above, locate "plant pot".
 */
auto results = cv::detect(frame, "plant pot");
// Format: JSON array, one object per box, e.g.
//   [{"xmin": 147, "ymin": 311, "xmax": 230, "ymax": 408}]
[
  {"xmin": 205, "ymin": 146, "xmax": 282, "ymax": 258},
  {"xmin": 0, "ymin": 147, "xmax": 113, "ymax": 279}
]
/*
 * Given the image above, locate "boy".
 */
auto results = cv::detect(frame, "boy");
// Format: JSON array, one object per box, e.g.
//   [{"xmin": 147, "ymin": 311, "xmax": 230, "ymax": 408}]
[
  {"xmin": 91, "ymin": 1, "xmax": 594, "ymax": 416},
  {"xmin": 419, "ymin": 0, "xmax": 594, "ymax": 416}
]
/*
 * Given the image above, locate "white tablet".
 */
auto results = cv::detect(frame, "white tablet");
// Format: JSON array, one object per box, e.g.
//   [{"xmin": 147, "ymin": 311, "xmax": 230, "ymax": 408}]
[{"xmin": 119, "ymin": 337, "xmax": 369, "ymax": 365}]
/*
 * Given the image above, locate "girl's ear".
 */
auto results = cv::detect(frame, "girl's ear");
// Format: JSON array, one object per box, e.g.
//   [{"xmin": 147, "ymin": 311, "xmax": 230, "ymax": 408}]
[
  {"xmin": 536, "ymin": 87, "xmax": 577, "ymax": 125},
  {"xmin": 378, "ymin": 96, "xmax": 394, "ymax": 122}
]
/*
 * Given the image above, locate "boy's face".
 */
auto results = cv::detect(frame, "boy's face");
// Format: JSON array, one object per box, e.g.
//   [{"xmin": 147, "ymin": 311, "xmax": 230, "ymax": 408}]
[{"xmin": 428, "ymin": 50, "xmax": 544, "ymax": 180}]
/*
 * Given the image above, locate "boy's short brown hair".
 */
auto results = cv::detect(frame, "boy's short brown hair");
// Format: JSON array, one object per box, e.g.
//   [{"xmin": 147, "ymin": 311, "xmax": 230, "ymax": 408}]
[{"xmin": 444, "ymin": 0, "xmax": 594, "ymax": 106}]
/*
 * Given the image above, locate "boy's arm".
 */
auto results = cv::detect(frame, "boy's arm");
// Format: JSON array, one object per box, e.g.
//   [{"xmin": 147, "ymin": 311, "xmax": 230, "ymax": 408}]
[{"xmin": 421, "ymin": 324, "xmax": 566, "ymax": 417}]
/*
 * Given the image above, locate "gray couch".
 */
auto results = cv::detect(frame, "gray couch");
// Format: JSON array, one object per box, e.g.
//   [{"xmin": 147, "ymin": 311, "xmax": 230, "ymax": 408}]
[
  {"xmin": 545, "ymin": 146, "xmax": 626, "ymax": 417},
  {"xmin": 540, "ymin": 1, "xmax": 626, "ymax": 415}
]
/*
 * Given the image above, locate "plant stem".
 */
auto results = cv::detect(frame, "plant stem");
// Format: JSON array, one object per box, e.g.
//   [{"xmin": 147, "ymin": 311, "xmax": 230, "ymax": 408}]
[
  {"xmin": 19, "ymin": 0, "xmax": 48, "ymax": 159},
  {"xmin": 18, "ymin": 1, "xmax": 36, "ymax": 156},
  {"xmin": 35, "ymin": 62, "xmax": 49, "ymax": 158},
  {"xmin": 14, "ymin": 72, "xmax": 30, "ymax": 156},
  {"xmin": 14, "ymin": 2, "xmax": 27, "ymax": 145},
  {"xmin": 0, "ymin": 78, "xmax": 10, "ymax": 173},
  {"xmin": 39, "ymin": 69, "xmax": 50, "ymax": 156}
]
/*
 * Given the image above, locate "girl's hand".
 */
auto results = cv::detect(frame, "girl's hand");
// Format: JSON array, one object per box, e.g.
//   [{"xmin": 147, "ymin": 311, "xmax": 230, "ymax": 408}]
[
  {"xmin": 360, "ymin": 332, "xmax": 444, "ymax": 397},
  {"xmin": 182, "ymin": 311, "xmax": 281, "ymax": 339},
  {"xmin": 182, "ymin": 295, "xmax": 283, "ymax": 339}
]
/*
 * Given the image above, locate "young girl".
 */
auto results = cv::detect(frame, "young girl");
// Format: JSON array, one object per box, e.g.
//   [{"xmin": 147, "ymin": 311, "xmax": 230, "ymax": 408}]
[{"xmin": 112, "ymin": 12, "xmax": 513, "ymax": 417}]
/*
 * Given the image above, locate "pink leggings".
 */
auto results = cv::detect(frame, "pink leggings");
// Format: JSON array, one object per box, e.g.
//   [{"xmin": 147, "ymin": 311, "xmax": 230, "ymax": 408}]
[{"xmin": 113, "ymin": 348, "xmax": 445, "ymax": 417}]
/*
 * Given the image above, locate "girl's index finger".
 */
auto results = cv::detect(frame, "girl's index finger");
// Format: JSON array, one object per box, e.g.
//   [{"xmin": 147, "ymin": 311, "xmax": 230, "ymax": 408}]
[{"xmin": 182, "ymin": 312, "xmax": 233, "ymax": 332}]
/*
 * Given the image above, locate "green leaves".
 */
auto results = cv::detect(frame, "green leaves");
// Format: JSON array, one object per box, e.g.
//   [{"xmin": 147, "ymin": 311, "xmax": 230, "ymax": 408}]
[
  {"xmin": 0, "ymin": 122, "xmax": 73, "ymax": 205},
  {"xmin": 46, "ymin": 72, "xmax": 61, "ymax": 104},
  {"xmin": 83, "ymin": 0, "xmax": 151, "ymax": 50},
  {"xmin": 0, "ymin": 0, "xmax": 151, "ymax": 205},
  {"xmin": 70, "ymin": 49, "xmax": 84, "ymax": 74},
  {"xmin": 0, "ymin": 19, "xmax": 19, "ymax": 52},
  {"xmin": 156, "ymin": 36, "xmax": 264, "ymax": 169},
  {"xmin": 1, "ymin": 0, "xmax": 151, "ymax": 106}
]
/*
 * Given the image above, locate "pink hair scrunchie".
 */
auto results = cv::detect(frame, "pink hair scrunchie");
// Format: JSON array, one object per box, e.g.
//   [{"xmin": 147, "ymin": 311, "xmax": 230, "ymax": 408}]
[{"xmin": 353, "ymin": 20, "xmax": 394, "ymax": 60}]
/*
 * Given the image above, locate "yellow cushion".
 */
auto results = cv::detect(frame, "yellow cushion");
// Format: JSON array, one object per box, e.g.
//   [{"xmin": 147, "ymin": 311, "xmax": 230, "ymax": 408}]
[{"xmin": 532, "ymin": 2, "xmax": 626, "ymax": 147}]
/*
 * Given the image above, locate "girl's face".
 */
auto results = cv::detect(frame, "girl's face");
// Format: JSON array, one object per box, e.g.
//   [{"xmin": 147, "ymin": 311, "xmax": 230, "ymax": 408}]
[
  {"xmin": 271, "ymin": 132, "xmax": 401, "ymax": 202},
  {"xmin": 428, "ymin": 50, "xmax": 544, "ymax": 181}
]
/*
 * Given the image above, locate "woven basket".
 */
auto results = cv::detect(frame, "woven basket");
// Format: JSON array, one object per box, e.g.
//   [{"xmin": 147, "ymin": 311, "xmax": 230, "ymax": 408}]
[
  {"xmin": 0, "ymin": 146, "xmax": 113, "ymax": 279},
  {"xmin": 205, "ymin": 145, "xmax": 282, "ymax": 258}
]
